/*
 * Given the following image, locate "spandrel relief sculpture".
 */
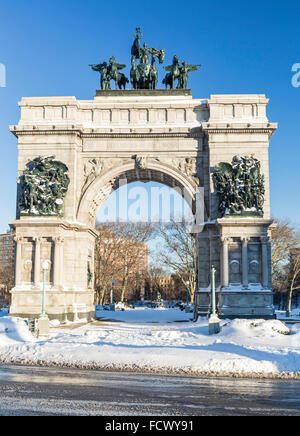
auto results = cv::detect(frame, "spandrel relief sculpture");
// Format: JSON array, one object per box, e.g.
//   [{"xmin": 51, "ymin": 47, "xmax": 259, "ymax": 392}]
[
  {"xmin": 213, "ymin": 155, "xmax": 265, "ymax": 217},
  {"xmin": 18, "ymin": 156, "xmax": 70, "ymax": 217},
  {"xmin": 82, "ymin": 158, "xmax": 104, "ymax": 193}
]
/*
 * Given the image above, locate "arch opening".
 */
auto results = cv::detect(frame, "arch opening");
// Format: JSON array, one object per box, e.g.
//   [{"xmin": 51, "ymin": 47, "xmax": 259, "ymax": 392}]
[
  {"xmin": 93, "ymin": 178, "xmax": 197, "ymax": 307},
  {"xmin": 77, "ymin": 163, "xmax": 200, "ymax": 229}
]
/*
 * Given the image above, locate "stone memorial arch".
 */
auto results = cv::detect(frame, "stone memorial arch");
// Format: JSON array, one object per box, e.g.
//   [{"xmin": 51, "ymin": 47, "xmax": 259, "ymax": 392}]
[{"xmin": 9, "ymin": 90, "xmax": 277, "ymax": 321}]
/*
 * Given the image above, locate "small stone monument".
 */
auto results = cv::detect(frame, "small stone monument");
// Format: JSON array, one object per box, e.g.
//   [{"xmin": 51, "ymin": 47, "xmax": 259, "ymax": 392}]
[
  {"xmin": 36, "ymin": 260, "xmax": 50, "ymax": 339},
  {"xmin": 36, "ymin": 317, "xmax": 50, "ymax": 339},
  {"xmin": 208, "ymin": 266, "xmax": 221, "ymax": 335}
]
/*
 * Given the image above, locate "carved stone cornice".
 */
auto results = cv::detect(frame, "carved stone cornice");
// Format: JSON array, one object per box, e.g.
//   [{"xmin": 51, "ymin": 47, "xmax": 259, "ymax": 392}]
[
  {"xmin": 82, "ymin": 130, "xmax": 203, "ymax": 139},
  {"xmin": 10, "ymin": 129, "xmax": 82, "ymax": 138},
  {"xmin": 201, "ymin": 123, "xmax": 277, "ymax": 138},
  {"xmin": 10, "ymin": 128, "xmax": 203, "ymax": 140}
]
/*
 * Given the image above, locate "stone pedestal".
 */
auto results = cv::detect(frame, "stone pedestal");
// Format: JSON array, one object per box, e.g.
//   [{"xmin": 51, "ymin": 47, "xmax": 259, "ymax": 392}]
[
  {"xmin": 9, "ymin": 218, "xmax": 96, "ymax": 321},
  {"xmin": 208, "ymin": 315, "xmax": 221, "ymax": 334},
  {"xmin": 219, "ymin": 289, "xmax": 274, "ymax": 319},
  {"xmin": 36, "ymin": 317, "xmax": 50, "ymax": 339},
  {"xmin": 195, "ymin": 218, "xmax": 275, "ymax": 319}
]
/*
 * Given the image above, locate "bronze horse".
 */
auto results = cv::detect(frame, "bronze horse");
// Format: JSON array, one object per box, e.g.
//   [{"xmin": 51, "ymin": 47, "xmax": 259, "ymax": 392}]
[
  {"xmin": 162, "ymin": 55, "xmax": 181, "ymax": 89},
  {"xmin": 130, "ymin": 49, "xmax": 165, "ymax": 89},
  {"xmin": 108, "ymin": 56, "xmax": 129, "ymax": 90}
]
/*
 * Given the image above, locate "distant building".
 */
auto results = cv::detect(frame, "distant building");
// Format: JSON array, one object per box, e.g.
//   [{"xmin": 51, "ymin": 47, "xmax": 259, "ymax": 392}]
[
  {"xmin": 148, "ymin": 276, "xmax": 175, "ymax": 299},
  {"xmin": 152, "ymin": 276, "xmax": 174, "ymax": 291},
  {"xmin": 0, "ymin": 232, "xmax": 15, "ymax": 305},
  {"xmin": 0, "ymin": 232, "xmax": 15, "ymax": 267}
]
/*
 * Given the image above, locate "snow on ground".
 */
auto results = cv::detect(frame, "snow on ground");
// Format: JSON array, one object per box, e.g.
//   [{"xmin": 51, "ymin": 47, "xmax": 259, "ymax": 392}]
[{"xmin": 0, "ymin": 307, "xmax": 299, "ymax": 378}]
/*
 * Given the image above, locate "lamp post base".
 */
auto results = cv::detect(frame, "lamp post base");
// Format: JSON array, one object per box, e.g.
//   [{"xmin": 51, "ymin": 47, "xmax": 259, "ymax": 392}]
[
  {"xmin": 36, "ymin": 317, "xmax": 50, "ymax": 339},
  {"xmin": 208, "ymin": 315, "xmax": 221, "ymax": 335}
]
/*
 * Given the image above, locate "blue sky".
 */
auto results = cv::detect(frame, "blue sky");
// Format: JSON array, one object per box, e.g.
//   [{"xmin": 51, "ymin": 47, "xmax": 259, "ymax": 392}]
[{"xmin": 0, "ymin": 0, "xmax": 299, "ymax": 233}]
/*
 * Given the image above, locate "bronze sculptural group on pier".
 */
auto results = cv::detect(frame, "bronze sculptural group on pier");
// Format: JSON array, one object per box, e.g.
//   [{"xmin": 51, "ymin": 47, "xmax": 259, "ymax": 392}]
[{"xmin": 90, "ymin": 28, "xmax": 201, "ymax": 90}]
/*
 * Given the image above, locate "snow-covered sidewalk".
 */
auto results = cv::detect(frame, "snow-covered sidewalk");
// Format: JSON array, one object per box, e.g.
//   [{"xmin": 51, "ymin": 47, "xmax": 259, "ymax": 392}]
[{"xmin": 0, "ymin": 308, "xmax": 300, "ymax": 378}]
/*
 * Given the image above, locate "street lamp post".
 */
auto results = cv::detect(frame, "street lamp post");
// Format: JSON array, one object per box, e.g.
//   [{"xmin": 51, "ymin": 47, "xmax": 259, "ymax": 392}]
[
  {"xmin": 40, "ymin": 260, "xmax": 49, "ymax": 319},
  {"xmin": 211, "ymin": 265, "xmax": 217, "ymax": 317},
  {"xmin": 111, "ymin": 279, "xmax": 114, "ymax": 304},
  {"xmin": 110, "ymin": 279, "xmax": 115, "ymax": 311},
  {"xmin": 186, "ymin": 281, "xmax": 189, "ymax": 306},
  {"xmin": 208, "ymin": 265, "xmax": 221, "ymax": 335},
  {"xmin": 36, "ymin": 260, "xmax": 50, "ymax": 339},
  {"xmin": 185, "ymin": 280, "xmax": 190, "ymax": 313}
]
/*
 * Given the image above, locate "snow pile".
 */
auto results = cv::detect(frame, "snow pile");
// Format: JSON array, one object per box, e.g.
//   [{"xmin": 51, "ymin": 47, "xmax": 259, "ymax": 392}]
[
  {"xmin": 221, "ymin": 318, "xmax": 291, "ymax": 337},
  {"xmin": 0, "ymin": 317, "xmax": 36, "ymax": 345},
  {"xmin": 0, "ymin": 310, "xmax": 299, "ymax": 377},
  {"xmin": 114, "ymin": 302, "xmax": 133, "ymax": 311}
]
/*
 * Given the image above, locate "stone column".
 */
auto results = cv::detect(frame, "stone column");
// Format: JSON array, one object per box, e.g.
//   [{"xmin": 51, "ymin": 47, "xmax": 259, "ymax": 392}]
[
  {"xmin": 241, "ymin": 237, "xmax": 250, "ymax": 289},
  {"xmin": 59, "ymin": 238, "xmax": 64, "ymax": 288},
  {"xmin": 261, "ymin": 236, "xmax": 269, "ymax": 289},
  {"xmin": 34, "ymin": 237, "xmax": 42, "ymax": 289},
  {"xmin": 53, "ymin": 237, "xmax": 63, "ymax": 288},
  {"xmin": 14, "ymin": 236, "xmax": 24, "ymax": 287},
  {"xmin": 220, "ymin": 237, "xmax": 230, "ymax": 288}
]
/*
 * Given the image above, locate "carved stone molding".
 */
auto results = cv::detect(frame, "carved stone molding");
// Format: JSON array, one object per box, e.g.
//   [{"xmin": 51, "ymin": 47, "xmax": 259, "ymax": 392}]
[
  {"xmin": 220, "ymin": 236, "xmax": 232, "ymax": 244},
  {"xmin": 240, "ymin": 236, "xmax": 251, "ymax": 243},
  {"xmin": 82, "ymin": 158, "xmax": 104, "ymax": 193},
  {"xmin": 14, "ymin": 236, "xmax": 24, "ymax": 244},
  {"xmin": 178, "ymin": 157, "xmax": 196, "ymax": 177},
  {"xmin": 133, "ymin": 155, "xmax": 148, "ymax": 170},
  {"xmin": 33, "ymin": 237, "xmax": 43, "ymax": 244},
  {"xmin": 53, "ymin": 236, "xmax": 64, "ymax": 245}
]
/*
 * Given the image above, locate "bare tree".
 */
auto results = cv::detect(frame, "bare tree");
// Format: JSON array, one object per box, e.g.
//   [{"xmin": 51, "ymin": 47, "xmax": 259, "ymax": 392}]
[
  {"xmin": 154, "ymin": 220, "xmax": 197, "ymax": 304},
  {"xmin": 95, "ymin": 222, "xmax": 153, "ymax": 304},
  {"xmin": 271, "ymin": 218, "xmax": 300, "ymax": 273},
  {"xmin": 286, "ymin": 249, "xmax": 300, "ymax": 315},
  {"xmin": 270, "ymin": 218, "xmax": 300, "ymax": 305},
  {"xmin": 94, "ymin": 227, "xmax": 120, "ymax": 304},
  {"xmin": 0, "ymin": 263, "xmax": 14, "ymax": 304}
]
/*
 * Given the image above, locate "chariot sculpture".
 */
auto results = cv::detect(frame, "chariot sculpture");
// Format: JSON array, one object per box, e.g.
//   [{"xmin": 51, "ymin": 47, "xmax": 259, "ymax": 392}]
[
  {"xmin": 90, "ymin": 28, "xmax": 201, "ymax": 90},
  {"xmin": 130, "ymin": 28, "xmax": 165, "ymax": 89}
]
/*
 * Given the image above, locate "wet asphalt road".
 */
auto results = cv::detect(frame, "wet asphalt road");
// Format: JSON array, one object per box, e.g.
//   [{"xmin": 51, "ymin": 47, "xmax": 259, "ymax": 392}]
[{"xmin": 0, "ymin": 365, "xmax": 299, "ymax": 416}]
